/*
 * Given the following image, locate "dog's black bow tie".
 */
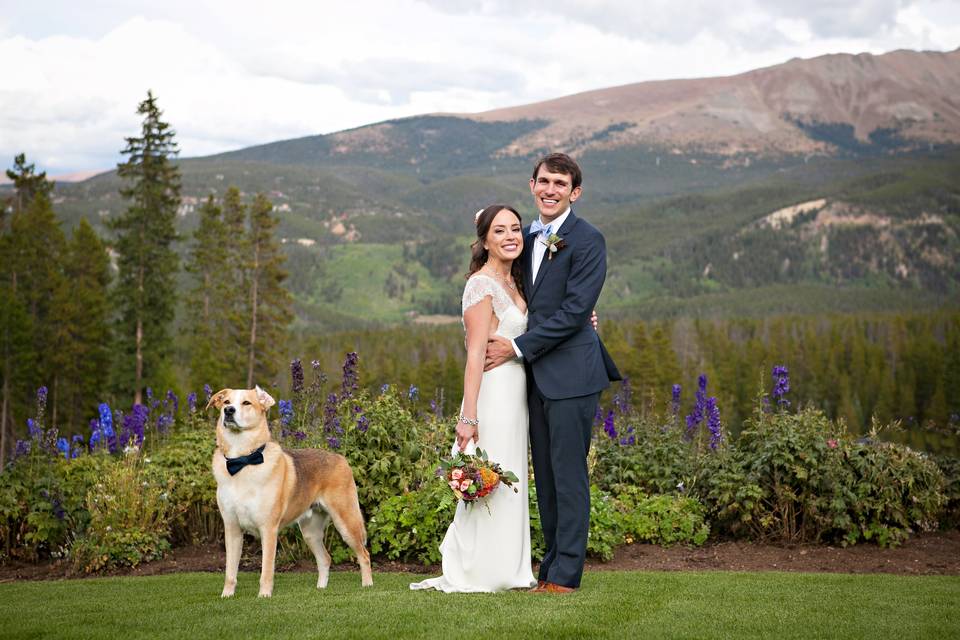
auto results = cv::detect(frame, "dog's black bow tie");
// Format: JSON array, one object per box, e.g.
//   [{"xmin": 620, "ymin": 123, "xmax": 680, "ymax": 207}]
[{"xmin": 225, "ymin": 444, "xmax": 266, "ymax": 476}]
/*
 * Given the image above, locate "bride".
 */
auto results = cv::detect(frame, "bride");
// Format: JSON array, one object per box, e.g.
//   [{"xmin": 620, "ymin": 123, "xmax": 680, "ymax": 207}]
[{"xmin": 410, "ymin": 204, "xmax": 537, "ymax": 593}]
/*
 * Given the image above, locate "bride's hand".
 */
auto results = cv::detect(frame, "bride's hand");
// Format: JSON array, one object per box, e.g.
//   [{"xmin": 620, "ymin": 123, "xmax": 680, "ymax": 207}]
[
  {"xmin": 591, "ymin": 309, "xmax": 599, "ymax": 331},
  {"xmin": 456, "ymin": 421, "xmax": 478, "ymax": 451}
]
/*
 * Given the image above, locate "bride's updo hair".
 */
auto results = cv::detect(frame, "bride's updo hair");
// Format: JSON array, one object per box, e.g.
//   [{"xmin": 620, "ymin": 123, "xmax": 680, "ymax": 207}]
[{"xmin": 467, "ymin": 204, "xmax": 525, "ymax": 299}]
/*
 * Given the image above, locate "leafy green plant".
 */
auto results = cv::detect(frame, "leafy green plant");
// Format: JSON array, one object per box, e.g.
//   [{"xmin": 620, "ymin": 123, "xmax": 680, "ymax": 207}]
[
  {"xmin": 615, "ymin": 486, "xmax": 710, "ymax": 546},
  {"xmin": 141, "ymin": 427, "xmax": 219, "ymax": 545},
  {"xmin": 934, "ymin": 455, "xmax": 960, "ymax": 529},
  {"xmin": 70, "ymin": 449, "xmax": 175, "ymax": 573},
  {"xmin": 587, "ymin": 485, "xmax": 623, "ymax": 561},
  {"xmin": 367, "ymin": 480, "xmax": 456, "ymax": 565},
  {"xmin": 591, "ymin": 415, "xmax": 693, "ymax": 496}
]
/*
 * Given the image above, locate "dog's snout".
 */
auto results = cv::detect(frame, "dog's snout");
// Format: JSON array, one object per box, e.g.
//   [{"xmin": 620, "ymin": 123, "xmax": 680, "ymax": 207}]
[{"xmin": 224, "ymin": 406, "xmax": 236, "ymax": 417}]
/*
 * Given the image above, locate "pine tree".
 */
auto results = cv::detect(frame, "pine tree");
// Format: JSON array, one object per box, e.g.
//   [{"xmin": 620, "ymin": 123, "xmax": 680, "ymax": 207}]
[
  {"xmin": 244, "ymin": 193, "xmax": 293, "ymax": 387},
  {"xmin": 49, "ymin": 219, "xmax": 112, "ymax": 431},
  {"xmin": 4, "ymin": 153, "xmax": 53, "ymax": 221},
  {"xmin": 222, "ymin": 187, "xmax": 250, "ymax": 378},
  {"xmin": 0, "ymin": 153, "xmax": 55, "ymax": 463},
  {"xmin": 111, "ymin": 91, "xmax": 181, "ymax": 403},
  {"xmin": 6, "ymin": 193, "xmax": 67, "ymax": 425},
  {"xmin": 184, "ymin": 195, "xmax": 235, "ymax": 389}
]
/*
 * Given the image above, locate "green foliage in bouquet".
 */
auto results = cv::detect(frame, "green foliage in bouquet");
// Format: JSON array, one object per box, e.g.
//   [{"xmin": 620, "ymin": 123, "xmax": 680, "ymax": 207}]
[{"xmin": 70, "ymin": 449, "xmax": 175, "ymax": 573}]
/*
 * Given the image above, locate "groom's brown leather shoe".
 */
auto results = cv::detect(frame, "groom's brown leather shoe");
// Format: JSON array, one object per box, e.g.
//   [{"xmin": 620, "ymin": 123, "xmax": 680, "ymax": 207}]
[
  {"xmin": 543, "ymin": 582, "xmax": 577, "ymax": 594},
  {"xmin": 528, "ymin": 580, "xmax": 548, "ymax": 593}
]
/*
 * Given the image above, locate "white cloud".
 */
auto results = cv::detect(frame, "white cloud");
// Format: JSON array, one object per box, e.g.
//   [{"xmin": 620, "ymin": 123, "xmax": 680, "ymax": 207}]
[{"xmin": 0, "ymin": 0, "xmax": 958, "ymax": 173}]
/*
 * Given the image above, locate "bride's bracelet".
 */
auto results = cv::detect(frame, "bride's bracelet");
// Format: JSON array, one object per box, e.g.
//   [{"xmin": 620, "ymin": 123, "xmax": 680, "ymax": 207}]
[{"xmin": 457, "ymin": 415, "xmax": 479, "ymax": 427}]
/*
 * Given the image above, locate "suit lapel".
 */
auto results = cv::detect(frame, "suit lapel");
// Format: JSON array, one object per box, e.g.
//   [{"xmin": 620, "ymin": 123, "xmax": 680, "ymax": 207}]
[
  {"xmin": 522, "ymin": 226, "xmax": 535, "ymax": 293},
  {"xmin": 528, "ymin": 212, "xmax": 579, "ymax": 302}
]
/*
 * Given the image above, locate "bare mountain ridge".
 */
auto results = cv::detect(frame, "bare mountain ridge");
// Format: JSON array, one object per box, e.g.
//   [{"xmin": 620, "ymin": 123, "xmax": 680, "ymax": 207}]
[{"xmin": 323, "ymin": 47, "xmax": 960, "ymax": 159}]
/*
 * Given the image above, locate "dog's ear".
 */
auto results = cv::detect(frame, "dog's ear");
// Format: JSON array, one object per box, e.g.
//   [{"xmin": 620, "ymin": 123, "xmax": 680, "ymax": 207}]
[
  {"xmin": 206, "ymin": 389, "xmax": 231, "ymax": 411},
  {"xmin": 255, "ymin": 385, "xmax": 276, "ymax": 411}
]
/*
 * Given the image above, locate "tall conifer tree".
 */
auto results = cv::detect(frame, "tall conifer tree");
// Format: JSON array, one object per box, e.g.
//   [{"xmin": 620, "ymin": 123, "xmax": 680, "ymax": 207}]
[
  {"xmin": 49, "ymin": 219, "xmax": 112, "ymax": 430},
  {"xmin": 185, "ymin": 195, "xmax": 235, "ymax": 389},
  {"xmin": 244, "ymin": 193, "xmax": 292, "ymax": 387},
  {"xmin": 111, "ymin": 91, "xmax": 181, "ymax": 403},
  {"xmin": 0, "ymin": 154, "xmax": 55, "ymax": 463}
]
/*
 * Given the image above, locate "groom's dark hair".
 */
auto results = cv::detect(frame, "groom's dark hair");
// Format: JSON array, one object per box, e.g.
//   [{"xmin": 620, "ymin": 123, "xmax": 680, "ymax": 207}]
[{"xmin": 532, "ymin": 153, "xmax": 582, "ymax": 190}]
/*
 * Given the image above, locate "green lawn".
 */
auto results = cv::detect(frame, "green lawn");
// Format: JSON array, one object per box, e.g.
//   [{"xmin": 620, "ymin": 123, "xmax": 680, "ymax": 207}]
[{"xmin": 2, "ymin": 570, "xmax": 958, "ymax": 639}]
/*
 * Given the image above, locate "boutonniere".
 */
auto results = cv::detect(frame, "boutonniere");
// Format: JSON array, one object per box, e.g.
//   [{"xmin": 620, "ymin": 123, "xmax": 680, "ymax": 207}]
[{"xmin": 541, "ymin": 233, "xmax": 567, "ymax": 260}]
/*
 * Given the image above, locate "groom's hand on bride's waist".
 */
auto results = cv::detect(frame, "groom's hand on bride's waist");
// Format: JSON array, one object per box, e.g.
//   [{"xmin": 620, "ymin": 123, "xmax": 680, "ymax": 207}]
[{"xmin": 484, "ymin": 335, "xmax": 516, "ymax": 371}]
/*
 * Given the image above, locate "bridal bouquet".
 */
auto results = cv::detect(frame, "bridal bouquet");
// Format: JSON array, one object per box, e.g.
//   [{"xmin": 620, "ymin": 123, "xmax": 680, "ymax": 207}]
[{"xmin": 438, "ymin": 448, "xmax": 520, "ymax": 508}]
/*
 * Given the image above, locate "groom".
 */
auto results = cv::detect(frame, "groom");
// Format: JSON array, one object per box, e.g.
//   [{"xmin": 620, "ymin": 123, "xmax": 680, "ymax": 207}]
[{"xmin": 485, "ymin": 152, "xmax": 620, "ymax": 593}]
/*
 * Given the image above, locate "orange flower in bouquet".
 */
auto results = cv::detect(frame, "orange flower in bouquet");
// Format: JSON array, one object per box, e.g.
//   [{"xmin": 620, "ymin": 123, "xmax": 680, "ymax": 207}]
[{"xmin": 438, "ymin": 448, "xmax": 520, "ymax": 511}]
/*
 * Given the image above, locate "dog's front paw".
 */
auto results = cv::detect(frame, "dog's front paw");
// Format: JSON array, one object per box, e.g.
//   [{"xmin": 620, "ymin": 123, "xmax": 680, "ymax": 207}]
[
  {"xmin": 221, "ymin": 589, "xmax": 235, "ymax": 598},
  {"xmin": 257, "ymin": 590, "xmax": 272, "ymax": 598}
]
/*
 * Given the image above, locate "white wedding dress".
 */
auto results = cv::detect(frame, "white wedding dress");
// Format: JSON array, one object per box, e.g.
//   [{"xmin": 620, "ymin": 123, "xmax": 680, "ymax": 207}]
[{"xmin": 410, "ymin": 274, "xmax": 537, "ymax": 592}]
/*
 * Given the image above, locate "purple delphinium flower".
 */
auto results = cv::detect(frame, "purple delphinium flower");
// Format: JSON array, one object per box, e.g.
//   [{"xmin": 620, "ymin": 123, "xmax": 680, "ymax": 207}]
[
  {"xmin": 357, "ymin": 415, "xmax": 370, "ymax": 433},
  {"xmin": 71, "ymin": 434, "xmax": 85, "ymax": 458},
  {"xmin": 27, "ymin": 418, "xmax": 40, "ymax": 438},
  {"xmin": 187, "ymin": 392, "xmax": 197, "ymax": 414},
  {"xmin": 290, "ymin": 359, "xmax": 305, "ymax": 394},
  {"xmin": 408, "ymin": 384, "xmax": 419, "ymax": 401},
  {"xmin": 311, "ymin": 359, "xmax": 321, "ymax": 371},
  {"xmin": 323, "ymin": 393, "xmax": 339, "ymax": 433},
  {"xmin": 772, "ymin": 365, "xmax": 790, "ymax": 409},
  {"xmin": 671, "ymin": 384, "xmax": 682, "ymax": 417},
  {"xmin": 146, "ymin": 387, "xmax": 154, "ymax": 404},
  {"xmin": 14, "ymin": 440, "xmax": 30, "ymax": 458},
  {"xmin": 616, "ymin": 377, "xmax": 632, "ymax": 414},
  {"xmin": 98, "ymin": 403, "xmax": 115, "ymax": 439},
  {"xmin": 36, "ymin": 386, "xmax": 48, "ymax": 409},
  {"xmin": 603, "ymin": 409, "xmax": 617, "ymax": 439},
  {"xmin": 685, "ymin": 374, "xmax": 708, "ymax": 438},
  {"xmin": 380, "ymin": 383, "xmax": 389, "ymax": 395},
  {"xmin": 203, "ymin": 384, "xmax": 213, "ymax": 403},
  {"xmin": 278, "ymin": 399, "xmax": 294, "ymax": 427},
  {"xmin": 594, "ymin": 404, "xmax": 603, "ymax": 426},
  {"xmin": 341, "ymin": 352, "xmax": 359, "ymax": 398},
  {"xmin": 56, "ymin": 437, "xmax": 69, "ymax": 459},
  {"xmin": 122, "ymin": 404, "xmax": 148, "ymax": 447},
  {"xmin": 166, "ymin": 390, "xmax": 179, "ymax": 415},
  {"xmin": 326, "ymin": 436, "xmax": 341, "ymax": 449},
  {"xmin": 706, "ymin": 396, "xmax": 722, "ymax": 450}
]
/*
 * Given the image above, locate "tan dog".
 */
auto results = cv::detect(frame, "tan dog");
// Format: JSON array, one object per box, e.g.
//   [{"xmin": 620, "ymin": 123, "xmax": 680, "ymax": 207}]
[{"xmin": 208, "ymin": 386, "xmax": 373, "ymax": 597}]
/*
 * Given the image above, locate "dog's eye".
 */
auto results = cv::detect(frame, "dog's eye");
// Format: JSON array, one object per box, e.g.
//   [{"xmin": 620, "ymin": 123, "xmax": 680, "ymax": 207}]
[
  {"xmin": 223, "ymin": 400, "xmax": 231, "ymax": 405},
  {"xmin": 242, "ymin": 401, "xmax": 252, "ymax": 405}
]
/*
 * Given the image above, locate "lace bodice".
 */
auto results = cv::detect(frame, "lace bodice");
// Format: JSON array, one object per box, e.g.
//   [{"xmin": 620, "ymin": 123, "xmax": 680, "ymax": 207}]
[{"xmin": 461, "ymin": 274, "xmax": 527, "ymax": 340}]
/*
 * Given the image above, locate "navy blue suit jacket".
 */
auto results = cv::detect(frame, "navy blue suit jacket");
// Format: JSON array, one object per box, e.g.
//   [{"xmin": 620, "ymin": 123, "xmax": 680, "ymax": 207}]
[{"xmin": 515, "ymin": 211, "xmax": 621, "ymax": 399}]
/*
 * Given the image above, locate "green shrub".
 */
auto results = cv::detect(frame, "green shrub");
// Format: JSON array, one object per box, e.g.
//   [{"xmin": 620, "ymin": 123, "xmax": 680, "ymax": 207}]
[
  {"xmin": 699, "ymin": 407, "xmax": 946, "ymax": 547},
  {"xmin": 141, "ymin": 428, "xmax": 219, "ymax": 545},
  {"xmin": 615, "ymin": 486, "xmax": 710, "ymax": 547},
  {"xmin": 70, "ymin": 449, "xmax": 174, "ymax": 573},
  {"xmin": 0, "ymin": 449, "xmax": 112, "ymax": 561},
  {"xmin": 843, "ymin": 440, "xmax": 945, "ymax": 546},
  {"xmin": 587, "ymin": 485, "xmax": 623, "ymax": 561},
  {"xmin": 934, "ymin": 455, "xmax": 960, "ymax": 529},
  {"xmin": 368, "ymin": 480, "xmax": 456, "ymax": 565},
  {"xmin": 591, "ymin": 415, "xmax": 693, "ymax": 495}
]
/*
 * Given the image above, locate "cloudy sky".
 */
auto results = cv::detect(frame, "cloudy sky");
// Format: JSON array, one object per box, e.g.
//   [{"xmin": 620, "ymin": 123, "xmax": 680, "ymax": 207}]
[{"xmin": 2, "ymin": 0, "xmax": 958, "ymax": 174}]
